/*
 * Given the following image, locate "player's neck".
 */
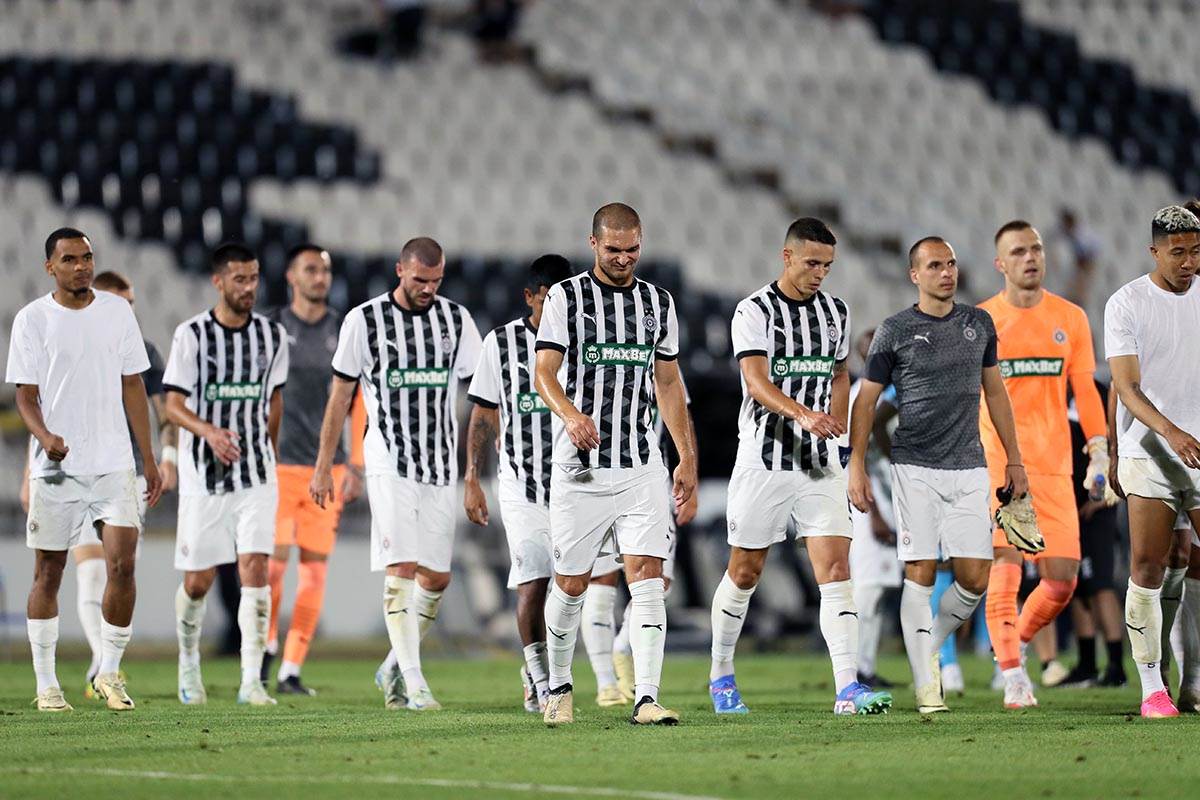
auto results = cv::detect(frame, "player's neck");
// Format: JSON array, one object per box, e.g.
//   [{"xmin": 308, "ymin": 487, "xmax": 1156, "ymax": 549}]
[
  {"xmin": 290, "ymin": 295, "xmax": 328, "ymax": 324},
  {"xmin": 773, "ymin": 277, "xmax": 815, "ymax": 303},
  {"xmin": 916, "ymin": 294, "xmax": 954, "ymax": 318},
  {"xmin": 51, "ymin": 286, "xmax": 95, "ymax": 310},
  {"xmin": 1149, "ymin": 268, "xmax": 1191, "ymax": 295},
  {"xmin": 527, "ymin": 310, "xmax": 541, "ymax": 331},
  {"xmin": 213, "ymin": 302, "xmax": 251, "ymax": 329},
  {"xmin": 1003, "ymin": 283, "xmax": 1044, "ymax": 309},
  {"xmin": 591, "ymin": 265, "xmax": 634, "ymax": 289}
]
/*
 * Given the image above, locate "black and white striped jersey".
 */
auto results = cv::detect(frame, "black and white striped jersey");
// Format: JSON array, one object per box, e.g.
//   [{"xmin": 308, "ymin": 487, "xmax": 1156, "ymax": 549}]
[
  {"xmin": 163, "ymin": 310, "xmax": 290, "ymax": 496},
  {"xmin": 731, "ymin": 283, "xmax": 850, "ymax": 471},
  {"xmin": 534, "ymin": 271, "xmax": 679, "ymax": 470},
  {"xmin": 467, "ymin": 318, "xmax": 551, "ymax": 506},
  {"xmin": 331, "ymin": 292, "xmax": 481, "ymax": 486}
]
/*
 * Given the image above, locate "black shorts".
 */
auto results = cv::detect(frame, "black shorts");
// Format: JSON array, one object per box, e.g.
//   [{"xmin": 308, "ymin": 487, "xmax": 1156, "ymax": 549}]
[{"xmin": 1076, "ymin": 507, "xmax": 1119, "ymax": 597}]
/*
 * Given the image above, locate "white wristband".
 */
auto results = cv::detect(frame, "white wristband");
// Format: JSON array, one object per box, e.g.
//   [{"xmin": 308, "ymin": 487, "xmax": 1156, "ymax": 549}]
[{"xmin": 161, "ymin": 445, "xmax": 178, "ymax": 465}]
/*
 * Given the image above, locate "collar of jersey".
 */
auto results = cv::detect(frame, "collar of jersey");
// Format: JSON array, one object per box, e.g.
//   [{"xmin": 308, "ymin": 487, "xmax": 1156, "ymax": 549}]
[
  {"xmin": 769, "ymin": 281, "xmax": 818, "ymax": 308},
  {"xmin": 588, "ymin": 270, "xmax": 637, "ymax": 294},
  {"xmin": 209, "ymin": 309, "xmax": 253, "ymax": 332},
  {"xmin": 523, "ymin": 316, "xmax": 538, "ymax": 334},
  {"xmin": 909, "ymin": 303, "xmax": 962, "ymax": 322},
  {"xmin": 389, "ymin": 291, "xmax": 433, "ymax": 316}
]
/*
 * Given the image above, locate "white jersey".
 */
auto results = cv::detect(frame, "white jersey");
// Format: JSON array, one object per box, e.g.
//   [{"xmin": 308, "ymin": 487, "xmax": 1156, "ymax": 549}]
[
  {"xmin": 332, "ymin": 292, "xmax": 481, "ymax": 486},
  {"xmin": 5, "ymin": 291, "xmax": 149, "ymax": 478},
  {"xmin": 731, "ymin": 283, "xmax": 850, "ymax": 471},
  {"xmin": 468, "ymin": 317, "xmax": 552, "ymax": 506},
  {"xmin": 1104, "ymin": 274, "xmax": 1200, "ymax": 465},
  {"xmin": 162, "ymin": 310, "xmax": 289, "ymax": 496},
  {"xmin": 534, "ymin": 271, "xmax": 679, "ymax": 470}
]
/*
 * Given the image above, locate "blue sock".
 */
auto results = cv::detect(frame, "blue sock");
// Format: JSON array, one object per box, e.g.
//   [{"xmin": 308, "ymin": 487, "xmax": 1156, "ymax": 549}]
[{"xmin": 931, "ymin": 570, "xmax": 958, "ymax": 666}]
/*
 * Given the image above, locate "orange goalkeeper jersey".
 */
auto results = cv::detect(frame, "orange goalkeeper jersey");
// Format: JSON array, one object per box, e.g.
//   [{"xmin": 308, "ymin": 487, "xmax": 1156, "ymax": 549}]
[{"xmin": 978, "ymin": 291, "xmax": 1100, "ymax": 477}]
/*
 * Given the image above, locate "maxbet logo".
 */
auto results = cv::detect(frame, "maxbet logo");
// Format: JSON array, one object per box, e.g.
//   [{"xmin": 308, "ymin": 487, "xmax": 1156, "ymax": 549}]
[
  {"xmin": 386, "ymin": 368, "xmax": 450, "ymax": 388},
  {"xmin": 515, "ymin": 391, "xmax": 549, "ymax": 414},
  {"xmin": 204, "ymin": 382, "xmax": 262, "ymax": 401},
  {"xmin": 771, "ymin": 355, "xmax": 834, "ymax": 378},
  {"xmin": 582, "ymin": 342, "xmax": 654, "ymax": 366},
  {"xmin": 998, "ymin": 358, "xmax": 1063, "ymax": 379}
]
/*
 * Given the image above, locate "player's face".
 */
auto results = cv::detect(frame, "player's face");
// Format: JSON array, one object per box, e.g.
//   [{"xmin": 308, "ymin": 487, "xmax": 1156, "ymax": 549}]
[
  {"xmin": 910, "ymin": 241, "xmax": 958, "ymax": 301},
  {"xmin": 781, "ymin": 239, "xmax": 834, "ymax": 297},
  {"xmin": 45, "ymin": 237, "xmax": 94, "ymax": 295},
  {"xmin": 994, "ymin": 227, "xmax": 1045, "ymax": 291},
  {"xmin": 287, "ymin": 250, "xmax": 332, "ymax": 303},
  {"xmin": 524, "ymin": 285, "xmax": 550, "ymax": 316},
  {"xmin": 1150, "ymin": 232, "xmax": 1200, "ymax": 291},
  {"xmin": 214, "ymin": 260, "xmax": 260, "ymax": 314},
  {"xmin": 397, "ymin": 258, "xmax": 444, "ymax": 310},
  {"xmin": 590, "ymin": 226, "xmax": 641, "ymax": 286}
]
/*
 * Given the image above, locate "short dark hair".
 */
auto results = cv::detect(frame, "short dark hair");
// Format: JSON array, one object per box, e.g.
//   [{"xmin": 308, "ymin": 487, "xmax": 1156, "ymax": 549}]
[
  {"xmin": 1151, "ymin": 206, "xmax": 1200, "ymax": 243},
  {"xmin": 908, "ymin": 236, "xmax": 949, "ymax": 268},
  {"xmin": 994, "ymin": 219, "xmax": 1033, "ymax": 247},
  {"xmin": 784, "ymin": 217, "xmax": 836, "ymax": 248},
  {"xmin": 399, "ymin": 237, "xmax": 444, "ymax": 267},
  {"xmin": 1184, "ymin": 199, "xmax": 1200, "ymax": 219},
  {"xmin": 592, "ymin": 203, "xmax": 641, "ymax": 238},
  {"xmin": 527, "ymin": 254, "xmax": 573, "ymax": 292},
  {"xmin": 286, "ymin": 243, "xmax": 327, "ymax": 268},
  {"xmin": 93, "ymin": 270, "xmax": 131, "ymax": 292},
  {"xmin": 44, "ymin": 227, "xmax": 88, "ymax": 259},
  {"xmin": 211, "ymin": 241, "xmax": 257, "ymax": 274}
]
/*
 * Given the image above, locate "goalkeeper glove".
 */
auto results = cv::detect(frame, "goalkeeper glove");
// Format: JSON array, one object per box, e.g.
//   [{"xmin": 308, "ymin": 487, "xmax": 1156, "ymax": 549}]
[
  {"xmin": 1083, "ymin": 436, "xmax": 1109, "ymax": 502},
  {"xmin": 994, "ymin": 486, "xmax": 1045, "ymax": 555}
]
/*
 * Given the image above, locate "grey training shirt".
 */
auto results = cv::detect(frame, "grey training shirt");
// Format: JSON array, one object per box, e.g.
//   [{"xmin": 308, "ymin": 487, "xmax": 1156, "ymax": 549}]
[
  {"xmin": 865, "ymin": 304, "xmax": 997, "ymax": 470},
  {"xmin": 272, "ymin": 307, "xmax": 347, "ymax": 466}
]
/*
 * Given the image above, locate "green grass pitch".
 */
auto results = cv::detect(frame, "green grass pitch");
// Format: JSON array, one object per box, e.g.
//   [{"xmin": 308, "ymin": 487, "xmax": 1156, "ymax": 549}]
[{"xmin": 0, "ymin": 653, "xmax": 1195, "ymax": 799}]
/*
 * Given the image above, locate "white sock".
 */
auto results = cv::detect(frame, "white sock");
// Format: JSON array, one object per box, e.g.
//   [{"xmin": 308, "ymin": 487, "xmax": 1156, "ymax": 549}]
[
  {"xmin": 1182, "ymin": 577, "xmax": 1200, "ymax": 691},
  {"xmin": 380, "ymin": 649, "xmax": 398, "ymax": 674},
  {"xmin": 523, "ymin": 641, "xmax": 549, "ymax": 699},
  {"xmin": 75, "ymin": 558, "xmax": 105, "ymax": 678},
  {"xmin": 709, "ymin": 571, "xmax": 756, "ymax": 681},
  {"xmin": 1125, "ymin": 579, "xmax": 1165, "ymax": 699},
  {"xmin": 1161, "ymin": 567, "xmax": 1186, "ymax": 676},
  {"xmin": 932, "ymin": 581, "xmax": 982, "ymax": 652},
  {"xmin": 629, "ymin": 577, "xmax": 666, "ymax": 702},
  {"xmin": 544, "ymin": 583, "xmax": 585, "ymax": 690},
  {"xmin": 99, "ymin": 619, "xmax": 132, "ymax": 675},
  {"xmin": 278, "ymin": 660, "xmax": 301, "ymax": 681},
  {"xmin": 383, "ymin": 576, "xmax": 426, "ymax": 692},
  {"xmin": 613, "ymin": 601, "xmax": 633, "ymax": 656},
  {"xmin": 27, "ymin": 617, "xmax": 60, "ymax": 694},
  {"xmin": 900, "ymin": 579, "xmax": 935, "ymax": 688},
  {"xmin": 853, "ymin": 582, "xmax": 884, "ymax": 678},
  {"xmin": 266, "ymin": 638, "xmax": 279, "ymax": 657},
  {"xmin": 581, "ymin": 583, "xmax": 618, "ymax": 688},
  {"xmin": 818, "ymin": 579, "xmax": 859, "ymax": 693},
  {"xmin": 413, "ymin": 584, "xmax": 444, "ymax": 641},
  {"xmin": 238, "ymin": 586, "xmax": 270, "ymax": 687},
  {"xmin": 175, "ymin": 584, "xmax": 206, "ymax": 668}
]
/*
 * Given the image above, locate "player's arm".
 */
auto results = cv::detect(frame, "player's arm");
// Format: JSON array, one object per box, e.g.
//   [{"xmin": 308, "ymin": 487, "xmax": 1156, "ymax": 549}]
[
  {"xmin": 830, "ymin": 359, "xmax": 850, "ymax": 428},
  {"xmin": 674, "ymin": 405, "xmax": 699, "ymax": 525},
  {"xmin": 981, "ymin": 365, "xmax": 1029, "ymax": 496},
  {"xmin": 309, "ymin": 376, "xmax": 357, "ymax": 507},
  {"xmin": 872, "ymin": 398, "xmax": 897, "ymax": 459},
  {"xmin": 739, "ymin": 355, "xmax": 844, "ymax": 438},
  {"xmin": 150, "ymin": 393, "xmax": 179, "ymax": 492},
  {"xmin": 267, "ymin": 387, "xmax": 283, "ymax": 458},
  {"xmin": 534, "ymin": 348, "xmax": 600, "ymax": 450},
  {"xmin": 654, "ymin": 358, "xmax": 696, "ymax": 507},
  {"xmin": 123, "ymin": 373, "xmax": 163, "ymax": 507},
  {"xmin": 1105, "ymin": 381, "xmax": 1123, "ymax": 498},
  {"xmin": 339, "ymin": 391, "xmax": 366, "ymax": 503},
  {"xmin": 14, "ymin": 385, "xmax": 68, "ymax": 461},
  {"xmin": 847, "ymin": 379, "xmax": 883, "ymax": 512},
  {"xmin": 1110, "ymin": 353, "xmax": 1200, "ymax": 468},
  {"xmin": 463, "ymin": 404, "xmax": 499, "ymax": 526},
  {"xmin": 1070, "ymin": 372, "xmax": 1110, "ymax": 500},
  {"xmin": 165, "ymin": 392, "xmax": 241, "ymax": 466}
]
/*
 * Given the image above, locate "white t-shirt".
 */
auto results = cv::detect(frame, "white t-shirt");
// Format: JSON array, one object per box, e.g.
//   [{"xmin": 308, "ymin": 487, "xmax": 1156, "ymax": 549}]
[
  {"xmin": 6, "ymin": 291, "xmax": 150, "ymax": 478},
  {"xmin": 1104, "ymin": 274, "xmax": 1200, "ymax": 465}
]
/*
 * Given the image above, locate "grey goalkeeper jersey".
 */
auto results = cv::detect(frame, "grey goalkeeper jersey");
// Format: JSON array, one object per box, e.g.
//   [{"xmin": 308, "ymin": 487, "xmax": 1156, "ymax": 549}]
[{"xmin": 865, "ymin": 304, "xmax": 997, "ymax": 470}]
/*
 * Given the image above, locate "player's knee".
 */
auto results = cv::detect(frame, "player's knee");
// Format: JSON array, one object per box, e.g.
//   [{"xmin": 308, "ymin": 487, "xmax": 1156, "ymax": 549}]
[
  {"xmin": 958, "ymin": 573, "xmax": 989, "ymax": 596},
  {"xmin": 728, "ymin": 563, "xmax": 762, "ymax": 590},
  {"xmin": 106, "ymin": 553, "xmax": 136, "ymax": 586},
  {"xmin": 555, "ymin": 574, "xmax": 589, "ymax": 597},
  {"xmin": 183, "ymin": 573, "xmax": 213, "ymax": 599},
  {"xmin": 419, "ymin": 573, "xmax": 451, "ymax": 593},
  {"xmin": 31, "ymin": 561, "xmax": 65, "ymax": 594}
]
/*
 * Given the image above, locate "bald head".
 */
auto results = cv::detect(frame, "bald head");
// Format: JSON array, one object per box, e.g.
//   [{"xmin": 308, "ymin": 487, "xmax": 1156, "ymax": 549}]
[
  {"xmin": 399, "ymin": 237, "xmax": 444, "ymax": 268},
  {"xmin": 592, "ymin": 203, "xmax": 641, "ymax": 238}
]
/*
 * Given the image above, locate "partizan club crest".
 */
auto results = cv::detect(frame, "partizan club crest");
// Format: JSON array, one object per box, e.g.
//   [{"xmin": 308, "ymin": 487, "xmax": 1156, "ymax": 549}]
[{"xmin": 643, "ymin": 314, "xmax": 658, "ymax": 332}]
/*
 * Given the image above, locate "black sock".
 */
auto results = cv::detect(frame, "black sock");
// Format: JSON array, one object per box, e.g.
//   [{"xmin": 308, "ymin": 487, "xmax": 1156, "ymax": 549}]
[
  {"xmin": 1077, "ymin": 636, "xmax": 1097, "ymax": 673},
  {"xmin": 1106, "ymin": 639, "xmax": 1124, "ymax": 671}
]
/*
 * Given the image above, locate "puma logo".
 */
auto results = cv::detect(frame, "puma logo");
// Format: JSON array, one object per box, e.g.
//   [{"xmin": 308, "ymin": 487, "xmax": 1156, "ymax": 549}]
[
  {"xmin": 386, "ymin": 608, "xmax": 408, "ymax": 616},
  {"xmin": 516, "ymin": 363, "xmax": 529, "ymax": 373},
  {"xmin": 641, "ymin": 623, "xmax": 664, "ymax": 631},
  {"xmin": 916, "ymin": 628, "xmax": 932, "ymax": 635},
  {"xmin": 418, "ymin": 613, "xmax": 436, "ymax": 621},
  {"xmin": 951, "ymin": 613, "xmax": 968, "ymax": 621},
  {"xmin": 838, "ymin": 611, "xmax": 859, "ymax": 618},
  {"xmin": 721, "ymin": 609, "xmax": 743, "ymax": 620},
  {"xmin": 591, "ymin": 622, "xmax": 612, "ymax": 628},
  {"xmin": 913, "ymin": 333, "xmax": 931, "ymax": 345},
  {"xmin": 1126, "ymin": 623, "xmax": 1147, "ymax": 636},
  {"xmin": 548, "ymin": 628, "xmax": 567, "ymax": 640},
  {"xmin": 1002, "ymin": 621, "xmax": 1015, "ymax": 627}
]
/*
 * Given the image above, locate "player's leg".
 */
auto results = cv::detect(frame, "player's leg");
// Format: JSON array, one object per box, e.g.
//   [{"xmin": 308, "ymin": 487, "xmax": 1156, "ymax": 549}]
[
  {"xmin": 582, "ymin": 564, "xmax": 622, "ymax": 705},
  {"xmin": 1064, "ymin": 594, "xmax": 1100, "ymax": 687},
  {"xmin": 1178, "ymin": 517, "xmax": 1200, "ymax": 711},
  {"xmin": 176, "ymin": 567, "xmax": 215, "ymax": 704},
  {"xmin": 93, "ymin": 518, "xmax": 138, "ymax": 710},
  {"xmin": 267, "ymin": 464, "xmax": 304, "ymax": 681},
  {"xmin": 28, "ymin": 549, "xmax": 69, "ymax": 709},
  {"xmin": 854, "ymin": 581, "xmax": 884, "ymax": 683},
  {"xmin": 265, "ymin": 544, "xmax": 289, "ymax": 682},
  {"xmin": 612, "ymin": 597, "xmax": 634, "ymax": 698},
  {"xmin": 72, "ymin": 544, "xmax": 105, "ymax": 694},
  {"xmin": 231, "ymin": 484, "xmax": 279, "ymax": 706},
  {"xmin": 496, "ymin": 485, "xmax": 554, "ymax": 710},
  {"xmin": 1161, "ymin": 520, "xmax": 1191, "ymax": 686},
  {"xmin": 516, "ymin": 577, "xmax": 551, "ymax": 711},
  {"xmin": 930, "ymin": 567, "xmax": 963, "ymax": 695},
  {"xmin": 1124, "ymin": 494, "xmax": 1178, "ymax": 715}
]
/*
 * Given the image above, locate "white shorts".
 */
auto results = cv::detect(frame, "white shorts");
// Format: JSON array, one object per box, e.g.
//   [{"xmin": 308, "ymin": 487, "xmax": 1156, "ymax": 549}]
[
  {"xmin": 175, "ymin": 483, "xmax": 278, "ymax": 571},
  {"xmin": 26, "ymin": 469, "xmax": 141, "ymax": 551},
  {"xmin": 549, "ymin": 463, "xmax": 671, "ymax": 576},
  {"xmin": 849, "ymin": 509, "xmax": 903, "ymax": 588},
  {"xmin": 725, "ymin": 463, "xmax": 852, "ymax": 549},
  {"xmin": 1120, "ymin": 457, "xmax": 1200, "ymax": 515},
  {"xmin": 498, "ymin": 479, "xmax": 554, "ymax": 589},
  {"xmin": 367, "ymin": 473, "xmax": 456, "ymax": 572},
  {"xmin": 890, "ymin": 464, "xmax": 991, "ymax": 562},
  {"xmin": 589, "ymin": 476, "xmax": 677, "ymax": 581},
  {"xmin": 75, "ymin": 476, "xmax": 148, "ymax": 549}
]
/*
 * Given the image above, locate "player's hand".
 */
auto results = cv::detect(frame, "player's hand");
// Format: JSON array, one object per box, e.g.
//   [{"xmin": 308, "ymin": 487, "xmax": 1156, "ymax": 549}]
[
  {"xmin": 674, "ymin": 489, "xmax": 698, "ymax": 526},
  {"xmin": 309, "ymin": 467, "xmax": 335, "ymax": 509},
  {"xmin": 39, "ymin": 433, "xmax": 69, "ymax": 462},
  {"xmin": 19, "ymin": 474, "xmax": 30, "ymax": 513},
  {"xmin": 1005, "ymin": 464, "xmax": 1029, "ymax": 497},
  {"xmin": 672, "ymin": 457, "xmax": 698, "ymax": 509},
  {"xmin": 794, "ymin": 407, "xmax": 844, "ymax": 440},
  {"xmin": 1165, "ymin": 426, "xmax": 1200, "ymax": 469},
  {"xmin": 564, "ymin": 411, "xmax": 601, "ymax": 451},
  {"xmin": 1079, "ymin": 498, "xmax": 1106, "ymax": 522},
  {"xmin": 157, "ymin": 459, "xmax": 178, "ymax": 493},
  {"xmin": 847, "ymin": 463, "xmax": 875, "ymax": 513},
  {"xmin": 142, "ymin": 460, "xmax": 164, "ymax": 509},
  {"xmin": 341, "ymin": 466, "xmax": 364, "ymax": 503},
  {"xmin": 203, "ymin": 425, "xmax": 241, "ymax": 465},
  {"xmin": 1108, "ymin": 453, "xmax": 1125, "ymax": 500},
  {"xmin": 464, "ymin": 478, "xmax": 489, "ymax": 526},
  {"xmin": 871, "ymin": 518, "xmax": 896, "ymax": 545},
  {"xmin": 1082, "ymin": 436, "xmax": 1109, "ymax": 501}
]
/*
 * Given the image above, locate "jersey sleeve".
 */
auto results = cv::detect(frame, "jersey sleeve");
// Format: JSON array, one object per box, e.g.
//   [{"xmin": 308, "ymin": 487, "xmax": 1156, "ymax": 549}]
[
  {"xmin": 267, "ymin": 323, "xmax": 289, "ymax": 394},
  {"xmin": 142, "ymin": 341, "xmax": 166, "ymax": 396},
  {"xmin": 655, "ymin": 293, "xmax": 679, "ymax": 360},
  {"xmin": 731, "ymin": 299, "xmax": 768, "ymax": 359},
  {"xmin": 331, "ymin": 309, "xmax": 368, "ymax": 382},
  {"xmin": 980, "ymin": 312, "xmax": 998, "ymax": 368},
  {"xmin": 162, "ymin": 323, "xmax": 200, "ymax": 396},
  {"xmin": 864, "ymin": 320, "xmax": 896, "ymax": 384},
  {"xmin": 1103, "ymin": 291, "xmax": 1138, "ymax": 359},
  {"xmin": 466, "ymin": 330, "xmax": 501, "ymax": 409},
  {"xmin": 535, "ymin": 285, "xmax": 568, "ymax": 353},
  {"xmin": 5, "ymin": 308, "xmax": 39, "ymax": 385},
  {"xmin": 835, "ymin": 301, "xmax": 852, "ymax": 362},
  {"xmin": 118, "ymin": 300, "xmax": 151, "ymax": 376},
  {"xmin": 454, "ymin": 308, "xmax": 483, "ymax": 380},
  {"xmin": 1067, "ymin": 305, "xmax": 1097, "ymax": 375}
]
